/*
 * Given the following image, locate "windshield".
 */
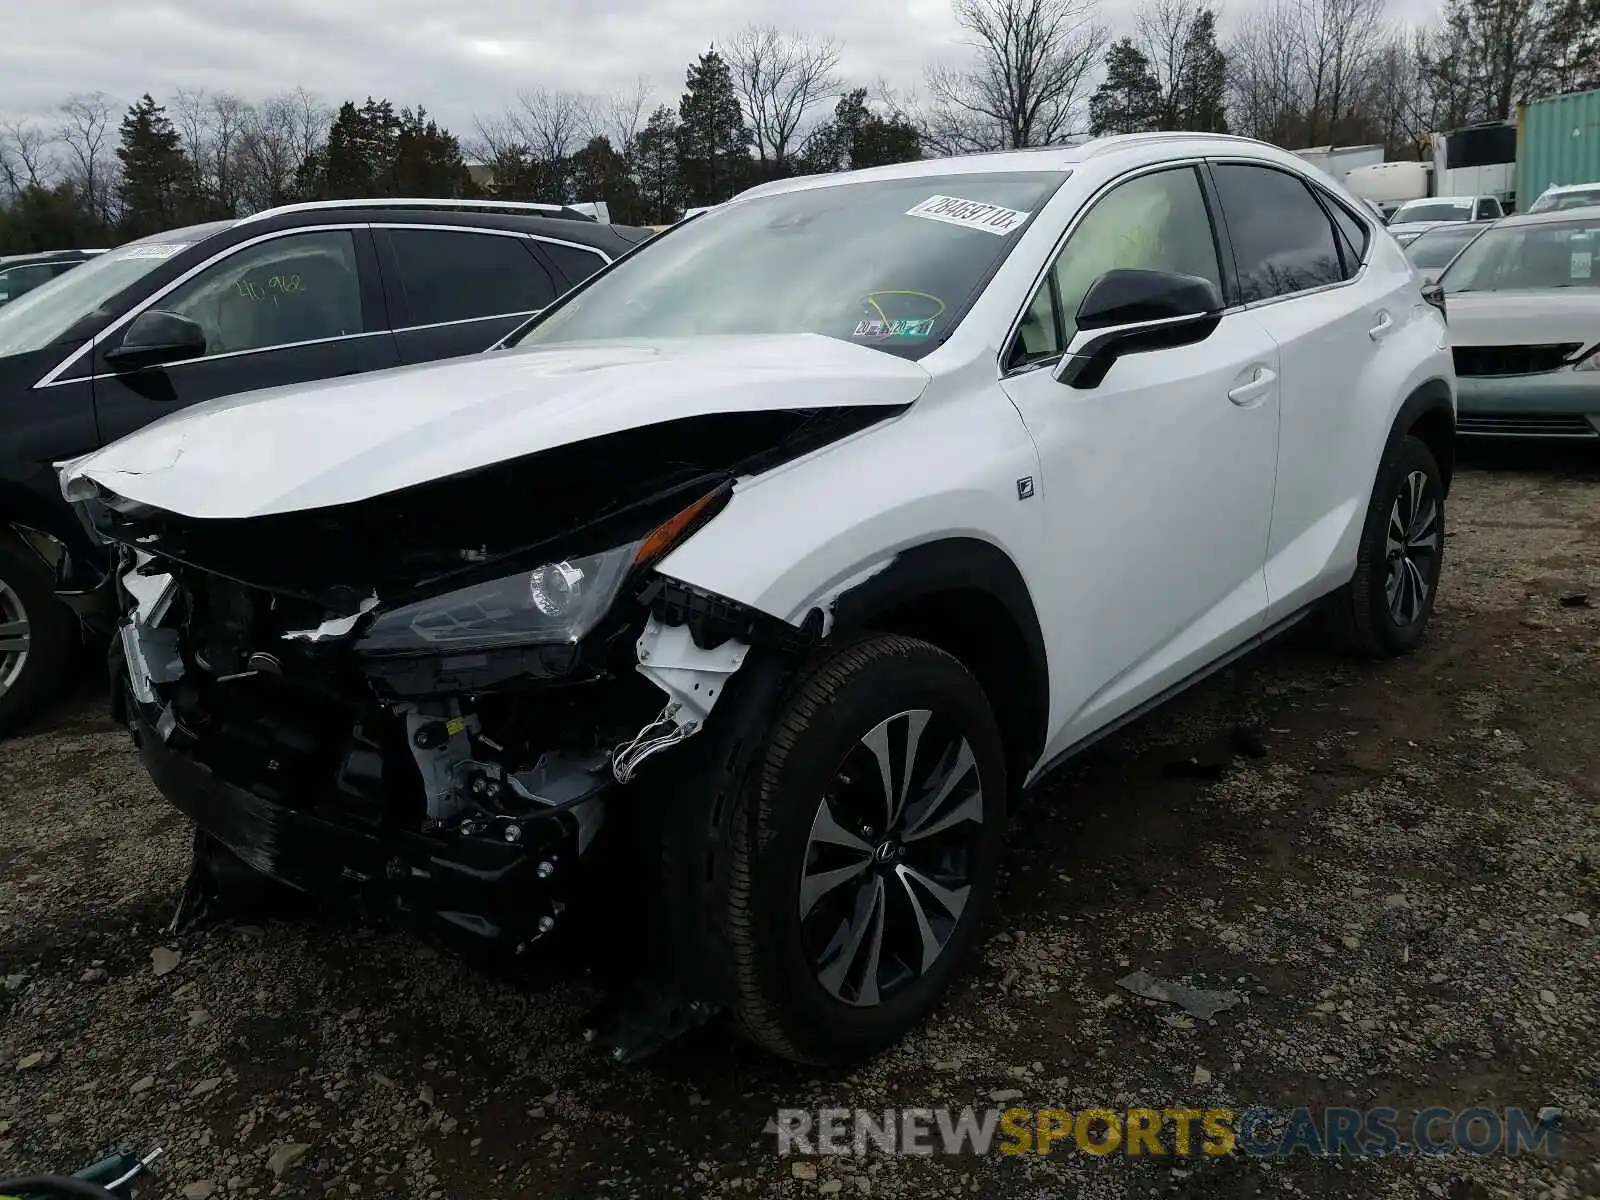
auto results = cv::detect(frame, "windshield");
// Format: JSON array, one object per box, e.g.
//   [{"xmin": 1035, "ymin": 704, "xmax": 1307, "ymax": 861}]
[
  {"xmin": 1392, "ymin": 199, "xmax": 1475, "ymax": 225},
  {"xmin": 1404, "ymin": 226, "xmax": 1485, "ymax": 270},
  {"xmin": 1440, "ymin": 216, "xmax": 1600, "ymax": 292},
  {"xmin": 511, "ymin": 172, "xmax": 1070, "ymax": 359},
  {"xmin": 0, "ymin": 224, "xmax": 227, "ymax": 358},
  {"xmin": 1529, "ymin": 189, "xmax": 1600, "ymax": 214}
]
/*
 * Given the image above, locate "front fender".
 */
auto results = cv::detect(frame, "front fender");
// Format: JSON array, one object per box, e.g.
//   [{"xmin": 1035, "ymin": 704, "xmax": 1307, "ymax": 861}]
[{"xmin": 655, "ymin": 389, "xmax": 1049, "ymax": 634}]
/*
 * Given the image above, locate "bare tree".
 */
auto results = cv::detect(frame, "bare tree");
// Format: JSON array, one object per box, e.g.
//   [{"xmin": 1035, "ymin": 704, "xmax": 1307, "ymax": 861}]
[
  {"xmin": 1298, "ymin": 0, "xmax": 1389, "ymax": 145},
  {"xmin": 236, "ymin": 88, "xmax": 329, "ymax": 211},
  {"xmin": 172, "ymin": 87, "xmax": 213, "ymax": 207},
  {"xmin": 0, "ymin": 119, "xmax": 56, "ymax": 195},
  {"xmin": 727, "ymin": 26, "xmax": 842, "ymax": 167},
  {"xmin": 1137, "ymin": 0, "xmax": 1204, "ymax": 125},
  {"xmin": 600, "ymin": 76, "xmax": 654, "ymax": 157},
  {"xmin": 508, "ymin": 87, "xmax": 596, "ymax": 164},
  {"xmin": 57, "ymin": 91, "xmax": 117, "ymax": 223},
  {"xmin": 922, "ymin": 0, "xmax": 1109, "ymax": 150}
]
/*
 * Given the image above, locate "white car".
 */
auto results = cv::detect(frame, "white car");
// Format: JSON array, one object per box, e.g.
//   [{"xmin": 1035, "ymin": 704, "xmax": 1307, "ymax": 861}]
[
  {"xmin": 1387, "ymin": 194, "xmax": 1504, "ymax": 245},
  {"xmin": 62, "ymin": 132, "xmax": 1456, "ymax": 1065},
  {"xmin": 1526, "ymin": 182, "xmax": 1600, "ymax": 214}
]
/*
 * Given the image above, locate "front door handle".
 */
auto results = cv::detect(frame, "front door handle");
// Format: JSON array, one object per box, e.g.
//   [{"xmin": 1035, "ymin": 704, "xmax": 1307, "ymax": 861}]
[
  {"xmin": 1368, "ymin": 311, "xmax": 1394, "ymax": 341},
  {"xmin": 1227, "ymin": 365, "xmax": 1277, "ymax": 407}
]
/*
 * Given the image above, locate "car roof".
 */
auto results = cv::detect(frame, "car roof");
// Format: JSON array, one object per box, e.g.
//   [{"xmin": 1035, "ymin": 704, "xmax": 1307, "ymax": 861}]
[
  {"xmin": 227, "ymin": 201, "xmax": 641, "ymax": 251},
  {"xmin": 1540, "ymin": 182, "xmax": 1600, "ymax": 194},
  {"xmin": 0, "ymin": 248, "xmax": 102, "ymax": 265},
  {"xmin": 1490, "ymin": 204, "xmax": 1600, "ymax": 229},
  {"xmin": 729, "ymin": 132, "xmax": 1312, "ymax": 202}
]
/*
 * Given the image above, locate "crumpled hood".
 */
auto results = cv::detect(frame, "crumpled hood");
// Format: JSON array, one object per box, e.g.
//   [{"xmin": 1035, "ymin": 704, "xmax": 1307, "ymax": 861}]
[
  {"xmin": 1445, "ymin": 290, "xmax": 1600, "ymax": 350},
  {"xmin": 61, "ymin": 334, "xmax": 930, "ymax": 519}
]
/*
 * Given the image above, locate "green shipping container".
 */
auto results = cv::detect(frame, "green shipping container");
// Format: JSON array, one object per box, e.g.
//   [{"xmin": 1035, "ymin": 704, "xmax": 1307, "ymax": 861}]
[{"xmin": 1517, "ymin": 88, "xmax": 1600, "ymax": 208}]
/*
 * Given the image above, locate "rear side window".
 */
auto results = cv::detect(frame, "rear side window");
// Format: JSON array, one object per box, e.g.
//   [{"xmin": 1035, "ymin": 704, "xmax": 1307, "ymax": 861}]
[
  {"xmin": 537, "ymin": 240, "xmax": 609, "ymax": 287},
  {"xmin": 1323, "ymin": 196, "xmax": 1370, "ymax": 276},
  {"xmin": 385, "ymin": 229, "xmax": 557, "ymax": 326},
  {"xmin": 1212, "ymin": 164, "xmax": 1345, "ymax": 302}
]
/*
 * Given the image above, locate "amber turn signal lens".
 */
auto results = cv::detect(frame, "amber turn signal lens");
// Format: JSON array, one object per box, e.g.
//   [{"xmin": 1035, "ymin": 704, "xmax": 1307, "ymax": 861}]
[{"xmin": 634, "ymin": 488, "xmax": 724, "ymax": 566}]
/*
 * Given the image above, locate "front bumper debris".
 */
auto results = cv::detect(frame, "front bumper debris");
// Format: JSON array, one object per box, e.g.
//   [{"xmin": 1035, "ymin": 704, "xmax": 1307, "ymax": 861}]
[{"xmin": 131, "ymin": 695, "xmax": 581, "ymax": 949}]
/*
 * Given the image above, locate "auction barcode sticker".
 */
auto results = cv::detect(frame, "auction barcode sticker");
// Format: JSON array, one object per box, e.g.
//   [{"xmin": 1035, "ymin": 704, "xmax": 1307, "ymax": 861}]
[{"xmin": 907, "ymin": 195, "xmax": 1032, "ymax": 236}]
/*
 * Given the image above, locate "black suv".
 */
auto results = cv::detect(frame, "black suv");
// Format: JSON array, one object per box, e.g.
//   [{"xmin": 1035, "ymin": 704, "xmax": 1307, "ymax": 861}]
[
  {"xmin": 0, "ymin": 199, "xmax": 650, "ymax": 732},
  {"xmin": 0, "ymin": 249, "xmax": 107, "ymax": 306}
]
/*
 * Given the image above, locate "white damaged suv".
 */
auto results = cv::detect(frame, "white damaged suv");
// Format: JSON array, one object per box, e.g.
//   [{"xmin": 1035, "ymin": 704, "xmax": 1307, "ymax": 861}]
[{"xmin": 62, "ymin": 133, "xmax": 1455, "ymax": 1065}]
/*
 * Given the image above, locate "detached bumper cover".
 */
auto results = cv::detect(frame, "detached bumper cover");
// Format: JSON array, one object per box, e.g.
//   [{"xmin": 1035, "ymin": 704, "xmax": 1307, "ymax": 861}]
[{"xmin": 132, "ymin": 703, "xmax": 574, "ymax": 946}]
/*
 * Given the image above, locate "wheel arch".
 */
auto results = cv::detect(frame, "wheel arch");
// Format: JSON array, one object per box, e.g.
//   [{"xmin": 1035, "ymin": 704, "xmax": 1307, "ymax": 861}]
[
  {"xmin": 825, "ymin": 537, "xmax": 1050, "ymax": 789},
  {"xmin": 1390, "ymin": 377, "xmax": 1455, "ymax": 495}
]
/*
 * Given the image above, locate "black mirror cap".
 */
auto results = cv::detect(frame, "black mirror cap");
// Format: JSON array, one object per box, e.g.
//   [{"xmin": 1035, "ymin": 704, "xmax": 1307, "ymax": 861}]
[
  {"xmin": 106, "ymin": 308, "xmax": 207, "ymax": 370},
  {"xmin": 1420, "ymin": 282, "xmax": 1447, "ymax": 321},
  {"xmin": 1075, "ymin": 268, "xmax": 1224, "ymax": 333}
]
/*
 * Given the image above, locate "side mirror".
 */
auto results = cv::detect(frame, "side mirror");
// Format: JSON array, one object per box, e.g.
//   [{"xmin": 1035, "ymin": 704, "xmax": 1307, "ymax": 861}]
[
  {"xmin": 1420, "ymin": 282, "xmax": 1447, "ymax": 320},
  {"xmin": 104, "ymin": 309, "xmax": 207, "ymax": 372},
  {"xmin": 1054, "ymin": 268, "xmax": 1224, "ymax": 389}
]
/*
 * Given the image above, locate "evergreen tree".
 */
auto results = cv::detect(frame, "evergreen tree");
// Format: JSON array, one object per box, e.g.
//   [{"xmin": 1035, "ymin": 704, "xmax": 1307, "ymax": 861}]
[
  {"xmin": 116, "ymin": 93, "xmax": 193, "ymax": 237},
  {"xmin": 676, "ymin": 49, "xmax": 751, "ymax": 206},
  {"xmin": 633, "ymin": 105, "xmax": 684, "ymax": 222},
  {"xmin": 0, "ymin": 182, "xmax": 106, "ymax": 254},
  {"xmin": 854, "ymin": 109, "xmax": 922, "ymax": 168},
  {"xmin": 801, "ymin": 89, "xmax": 922, "ymax": 174},
  {"xmin": 320, "ymin": 97, "xmax": 401, "ymax": 198},
  {"xmin": 569, "ymin": 135, "xmax": 646, "ymax": 224},
  {"xmin": 1089, "ymin": 40, "xmax": 1162, "ymax": 136},
  {"xmin": 1175, "ymin": 10, "xmax": 1229, "ymax": 133},
  {"xmin": 392, "ymin": 107, "xmax": 470, "ymax": 196}
]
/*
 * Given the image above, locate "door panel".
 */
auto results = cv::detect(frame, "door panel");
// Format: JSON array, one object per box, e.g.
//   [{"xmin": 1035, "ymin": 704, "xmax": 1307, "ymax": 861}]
[
  {"xmin": 1002, "ymin": 316, "xmax": 1281, "ymax": 753},
  {"xmin": 1206, "ymin": 162, "xmax": 1401, "ymax": 621},
  {"xmin": 91, "ymin": 227, "xmax": 397, "ymax": 447},
  {"xmin": 998, "ymin": 164, "xmax": 1281, "ymax": 759},
  {"xmin": 1, "ymin": 349, "xmax": 100, "ymax": 553}
]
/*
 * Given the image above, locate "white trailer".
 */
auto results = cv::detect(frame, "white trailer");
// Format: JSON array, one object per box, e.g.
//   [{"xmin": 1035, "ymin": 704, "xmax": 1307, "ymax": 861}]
[
  {"xmin": 1292, "ymin": 144, "xmax": 1385, "ymax": 182},
  {"xmin": 1345, "ymin": 161, "xmax": 1433, "ymax": 217}
]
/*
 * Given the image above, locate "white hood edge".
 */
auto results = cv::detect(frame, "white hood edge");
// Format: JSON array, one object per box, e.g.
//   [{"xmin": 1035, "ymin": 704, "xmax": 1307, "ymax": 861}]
[
  {"xmin": 61, "ymin": 334, "xmax": 930, "ymax": 520},
  {"xmin": 1445, "ymin": 291, "xmax": 1600, "ymax": 349}
]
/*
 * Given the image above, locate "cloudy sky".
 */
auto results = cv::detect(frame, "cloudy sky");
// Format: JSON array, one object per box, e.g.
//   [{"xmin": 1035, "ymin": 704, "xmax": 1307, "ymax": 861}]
[{"xmin": 4, "ymin": 0, "xmax": 1446, "ymax": 137}]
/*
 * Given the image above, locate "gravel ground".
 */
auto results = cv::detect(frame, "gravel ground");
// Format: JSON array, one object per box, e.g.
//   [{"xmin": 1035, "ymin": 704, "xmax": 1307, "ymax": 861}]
[{"xmin": 1, "ymin": 444, "xmax": 1597, "ymax": 1200}]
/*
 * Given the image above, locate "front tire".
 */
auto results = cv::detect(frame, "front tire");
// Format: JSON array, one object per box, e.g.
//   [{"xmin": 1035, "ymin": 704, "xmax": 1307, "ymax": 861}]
[
  {"xmin": 0, "ymin": 536, "xmax": 76, "ymax": 737},
  {"xmin": 722, "ymin": 634, "xmax": 1007, "ymax": 1064},
  {"xmin": 1326, "ymin": 434, "xmax": 1445, "ymax": 657}
]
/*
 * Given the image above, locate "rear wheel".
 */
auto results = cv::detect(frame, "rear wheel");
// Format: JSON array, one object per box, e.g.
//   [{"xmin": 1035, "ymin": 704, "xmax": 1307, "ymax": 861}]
[
  {"xmin": 721, "ymin": 634, "xmax": 1007, "ymax": 1064},
  {"xmin": 0, "ymin": 536, "xmax": 76, "ymax": 737},
  {"xmin": 1325, "ymin": 434, "xmax": 1445, "ymax": 657}
]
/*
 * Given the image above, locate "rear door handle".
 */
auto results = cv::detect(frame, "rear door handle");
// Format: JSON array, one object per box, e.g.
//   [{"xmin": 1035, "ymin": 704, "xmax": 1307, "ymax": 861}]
[
  {"xmin": 1227, "ymin": 365, "xmax": 1277, "ymax": 407},
  {"xmin": 1368, "ymin": 311, "xmax": 1394, "ymax": 340}
]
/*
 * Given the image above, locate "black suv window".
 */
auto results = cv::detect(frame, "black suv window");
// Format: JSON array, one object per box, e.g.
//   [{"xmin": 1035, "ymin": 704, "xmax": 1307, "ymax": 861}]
[
  {"xmin": 1213, "ymin": 164, "xmax": 1344, "ymax": 302},
  {"xmin": 386, "ymin": 229, "xmax": 556, "ymax": 325},
  {"xmin": 537, "ymin": 240, "xmax": 609, "ymax": 287},
  {"xmin": 163, "ymin": 230, "xmax": 367, "ymax": 355},
  {"xmin": 1008, "ymin": 166, "xmax": 1223, "ymax": 369}
]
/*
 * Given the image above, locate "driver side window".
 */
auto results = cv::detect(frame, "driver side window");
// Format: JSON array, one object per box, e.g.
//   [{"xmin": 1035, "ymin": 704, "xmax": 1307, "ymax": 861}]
[
  {"xmin": 1007, "ymin": 167, "xmax": 1223, "ymax": 371},
  {"xmin": 161, "ymin": 230, "xmax": 367, "ymax": 356}
]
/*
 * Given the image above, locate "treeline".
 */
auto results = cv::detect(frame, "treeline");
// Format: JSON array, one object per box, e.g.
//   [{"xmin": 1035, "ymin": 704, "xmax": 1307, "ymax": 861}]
[
  {"xmin": 2, "ymin": 0, "xmax": 1597, "ymax": 253},
  {"xmin": 0, "ymin": 32, "xmax": 918, "ymax": 252}
]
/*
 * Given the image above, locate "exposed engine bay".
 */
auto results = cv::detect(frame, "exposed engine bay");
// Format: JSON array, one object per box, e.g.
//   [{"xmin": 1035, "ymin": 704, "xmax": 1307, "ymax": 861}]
[{"xmin": 78, "ymin": 409, "xmax": 881, "ymax": 1039}]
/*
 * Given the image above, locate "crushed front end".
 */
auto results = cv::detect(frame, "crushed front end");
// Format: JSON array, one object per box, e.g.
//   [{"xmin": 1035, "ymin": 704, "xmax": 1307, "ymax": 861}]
[{"xmin": 75, "ymin": 414, "xmax": 850, "ymax": 961}]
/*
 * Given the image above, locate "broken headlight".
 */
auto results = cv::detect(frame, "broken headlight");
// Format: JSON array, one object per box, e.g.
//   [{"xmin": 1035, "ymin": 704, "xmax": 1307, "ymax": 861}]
[
  {"xmin": 354, "ymin": 485, "xmax": 731, "ymax": 655},
  {"xmin": 356, "ymin": 543, "xmax": 639, "ymax": 653}
]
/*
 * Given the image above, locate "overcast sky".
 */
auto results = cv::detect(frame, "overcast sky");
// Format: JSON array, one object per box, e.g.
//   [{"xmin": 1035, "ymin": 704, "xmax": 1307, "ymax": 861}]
[{"xmin": 4, "ymin": 0, "xmax": 1446, "ymax": 138}]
